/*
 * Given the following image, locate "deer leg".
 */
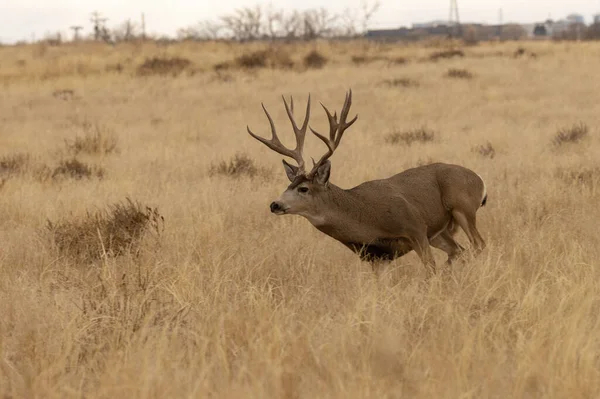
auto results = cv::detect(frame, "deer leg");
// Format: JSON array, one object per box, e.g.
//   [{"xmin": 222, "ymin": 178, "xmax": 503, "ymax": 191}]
[
  {"xmin": 451, "ymin": 210, "xmax": 486, "ymax": 255},
  {"xmin": 410, "ymin": 235, "xmax": 437, "ymax": 275},
  {"xmin": 430, "ymin": 229, "xmax": 465, "ymax": 265}
]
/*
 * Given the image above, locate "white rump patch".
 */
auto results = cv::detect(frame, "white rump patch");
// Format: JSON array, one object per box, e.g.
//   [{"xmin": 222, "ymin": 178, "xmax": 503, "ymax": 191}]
[{"xmin": 476, "ymin": 173, "xmax": 487, "ymax": 205}]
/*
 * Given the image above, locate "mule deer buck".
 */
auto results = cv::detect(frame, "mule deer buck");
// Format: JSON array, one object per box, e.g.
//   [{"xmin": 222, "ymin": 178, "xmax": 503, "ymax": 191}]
[{"xmin": 247, "ymin": 90, "xmax": 487, "ymax": 274}]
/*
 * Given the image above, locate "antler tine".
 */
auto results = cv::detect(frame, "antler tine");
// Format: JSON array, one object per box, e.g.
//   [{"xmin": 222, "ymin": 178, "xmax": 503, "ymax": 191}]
[
  {"xmin": 307, "ymin": 90, "xmax": 358, "ymax": 179},
  {"xmin": 247, "ymin": 95, "xmax": 311, "ymax": 171}
]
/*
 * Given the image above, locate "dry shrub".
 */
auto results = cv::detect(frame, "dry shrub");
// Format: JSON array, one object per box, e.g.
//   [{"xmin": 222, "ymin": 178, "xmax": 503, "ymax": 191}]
[
  {"xmin": 136, "ymin": 56, "xmax": 192, "ymax": 76},
  {"xmin": 472, "ymin": 142, "xmax": 496, "ymax": 159},
  {"xmin": 0, "ymin": 152, "xmax": 52, "ymax": 182},
  {"xmin": 0, "ymin": 153, "xmax": 30, "ymax": 177},
  {"xmin": 235, "ymin": 48, "xmax": 294, "ymax": 70},
  {"xmin": 552, "ymin": 122, "xmax": 589, "ymax": 147},
  {"xmin": 52, "ymin": 158, "xmax": 104, "ymax": 180},
  {"xmin": 105, "ymin": 63, "xmax": 124, "ymax": 73},
  {"xmin": 65, "ymin": 122, "xmax": 119, "ymax": 155},
  {"xmin": 385, "ymin": 127, "xmax": 436, "ymax": 146},
  {"xmin": 389, "ymin": 56, "xmax": 408, "ymax": 65},
  {"xmin": 381, "ymin": 78, "xmax": 419, "ymax": 88},
  {"xmin": 303, "ymin": 50, "xmax": 328, "ymax": 69},
  {"xmin": 446, "ymin": 68, "xmax": 473, "ymax": 79},
  {"xmin": 351, "ymin": 55, "xmax": 386, "ymax": 65},
  {"xmin": 429, "ymin": 49, "xmax": 465, "ymax": 61},
  {"xmin": 209, "ymin": 153, "xmax": 270, "ymax": 179},
  {"xmin": 47, "ymin": 198, "xmax": 164, "ymax": 263},
  {"xmin": 513, "ymin": 47, "xmax": 537, "ymax": 58},
  {"xmin": 556, "ymin": 166, "xmax": 600, "ymax": 189},
  {"xmin": 52, "ymin": 89, "xmax": 75, "ymax": 101}
]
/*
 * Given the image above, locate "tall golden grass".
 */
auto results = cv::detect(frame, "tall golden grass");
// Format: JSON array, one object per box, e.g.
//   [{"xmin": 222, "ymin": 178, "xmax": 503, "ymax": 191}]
[{"xmin": 1, "ymin": 39, "xmax": 599, "ymax": 398}]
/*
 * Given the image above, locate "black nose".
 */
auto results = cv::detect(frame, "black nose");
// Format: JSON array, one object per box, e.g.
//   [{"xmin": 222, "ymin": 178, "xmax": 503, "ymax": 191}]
[{"xmin": 270, "ymin": 202, "xmax": 281, "ymax": 213}]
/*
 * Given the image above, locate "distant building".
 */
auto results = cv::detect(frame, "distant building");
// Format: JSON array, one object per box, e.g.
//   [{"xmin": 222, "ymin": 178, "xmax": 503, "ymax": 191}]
[
  {"xmin": 412, "ymin": 20, "xmax": 450, "ymax": 29},
  {"xmin": 566, "ymin": 13, "xmax": 585, "ymax": 25}
]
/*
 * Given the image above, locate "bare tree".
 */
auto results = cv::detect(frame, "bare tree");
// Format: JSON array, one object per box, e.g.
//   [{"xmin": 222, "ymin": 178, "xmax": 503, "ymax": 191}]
[
  {"xmin": 113, "ymin": 19, "xmax": 139, "ymax": 42},
  {"xmin": 302, "ymin": 8, "xmax": 338, "ymax": 39},
  {"xmin": 177, "ymin": 20, "xmax": 222, "ymax": 40},
  {"xmin": 359, "ymin": 0, "xmax": 381, "ymax": 33},
  {"xmin": 221, "ymin": 5, "xmax": 264, "ymax": 41}
]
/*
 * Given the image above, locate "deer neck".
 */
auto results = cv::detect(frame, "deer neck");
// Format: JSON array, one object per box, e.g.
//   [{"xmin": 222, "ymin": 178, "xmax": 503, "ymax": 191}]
[{"xmin": 306, "ymin": 184, "xmax": 373, "ymax": 243}]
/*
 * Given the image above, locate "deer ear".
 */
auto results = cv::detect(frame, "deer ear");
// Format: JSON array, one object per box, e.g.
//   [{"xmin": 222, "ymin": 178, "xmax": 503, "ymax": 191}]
[
  {"xmin": 282, "ymin": 159, "xmax": 299, "ymax": 182},
  {"xmin": 314, "ymin": 160, "xmax": 331, "ymax": 185}
]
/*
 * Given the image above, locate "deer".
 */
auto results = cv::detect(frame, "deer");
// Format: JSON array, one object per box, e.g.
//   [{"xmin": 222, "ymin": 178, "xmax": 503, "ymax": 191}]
[{"xmin": 246, "ymin": 90, "xmax": 487, "ymax": 275}]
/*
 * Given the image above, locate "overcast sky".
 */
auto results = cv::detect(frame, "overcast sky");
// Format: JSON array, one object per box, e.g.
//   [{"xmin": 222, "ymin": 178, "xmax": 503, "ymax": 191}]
[{"xmin": 1, "ymin": 0, "xmax": 599, "ymax": 43}]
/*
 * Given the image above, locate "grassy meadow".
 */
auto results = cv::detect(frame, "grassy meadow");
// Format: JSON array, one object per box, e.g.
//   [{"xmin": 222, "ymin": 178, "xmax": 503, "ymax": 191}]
[{"xmin": 1, "ymin": 38, "xmax": 600, "ymax": 398}]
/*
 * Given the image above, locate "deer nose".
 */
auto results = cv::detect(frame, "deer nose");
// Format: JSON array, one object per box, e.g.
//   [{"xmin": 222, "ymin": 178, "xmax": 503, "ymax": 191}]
[{"xmin": 270, "ymin": 202, "xmax": 282, "ymax": 213}]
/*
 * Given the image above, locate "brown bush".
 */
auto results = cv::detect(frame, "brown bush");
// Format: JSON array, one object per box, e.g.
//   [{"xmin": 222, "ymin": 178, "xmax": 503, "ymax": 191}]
[
  {"xmin": 385, "ymin": 127, "xmax": 436, "ymax": 146},
  {"xmin": 446, "ymin": 68, "xmax": 473, "ymax": 79},
  {"xmin": 52, "ymin": 89, "xmax": 75, "ymax": 101},
  {"xmin": 0, "ymin": 153, "xmax": 30, "ymax": 177},
  {"xmin": 47, "ymin": 198, "xmax": 164, "ymax": 263},
  {"xmin": 472, "ymin": 142, "xmax": 496, "ymax": 159},
  {"xmin": 429, "ymin": 49, "xmax": 465, "ymax": 61},
  {"xmin": 303, "ymin": 50, "xmax": 328, "ymax": 69},
  {"xmin": 552, "ymin": 122, "xmax": 589, "ymax": 147},
  {"xmin": 235, "ymin": 48, "xmax": 294, "ymax": 70},
  {"xmin": 209, "ymin": 153, "xmax": 270, "ymax": 179},
  {"xmin": 556, "ymin": 167, "xmax": 600, "ymax": 189},
  {"xmin": 381, "ymin": 78, "xmax": 419, "ymax": 88},
  {"xmin": 136, "ymin": 56, "xmax": 192, "ymax": 76},
  {"xmin": 52, "ymin": 158, "xmax": 104, "ymax": 180},
  {"xmin": 65, "ymin": 122, "xmax": 119, "ymax": 156}
]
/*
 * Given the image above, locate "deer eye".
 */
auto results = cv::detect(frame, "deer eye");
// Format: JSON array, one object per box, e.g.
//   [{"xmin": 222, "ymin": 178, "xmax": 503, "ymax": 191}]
[{"xmin": 298, "ymin": 187, "xmax": 309, "ymax": 193}]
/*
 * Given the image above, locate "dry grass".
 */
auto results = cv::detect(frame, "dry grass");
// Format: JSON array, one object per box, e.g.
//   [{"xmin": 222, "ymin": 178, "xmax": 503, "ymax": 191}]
[
  {"xmin": 552, "ymin": 122, "xmax": 589, "ymax": 147},
  {"xmin": 385, "ymin": 127, "xmax": 436, "ymax": 145},
  {"xmin": 445, "ymin": 68, "xmax": 474, "ymax": 79},
  {"xmin": 1, "ymin": 39, "xmax": 600, "ymax": 399}
]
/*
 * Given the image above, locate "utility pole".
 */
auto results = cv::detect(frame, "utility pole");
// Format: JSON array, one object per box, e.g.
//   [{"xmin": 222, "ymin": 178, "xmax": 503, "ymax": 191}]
[
  {"xmin": 70, "ymin": 26, "xmax": 83, "ymax": 41},
  {"xmin": 448, "ymin": 0, "xmax": 461, "ymax": 38},
  {"xmin": 90, "ymin": 11, "xmax": 108, "ymax": 41}
]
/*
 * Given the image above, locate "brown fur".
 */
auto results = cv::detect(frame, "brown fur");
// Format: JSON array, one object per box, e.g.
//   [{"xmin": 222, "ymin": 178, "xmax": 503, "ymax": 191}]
[{"xmin": 277, "ymin": 162, "xmax": 487, "ymax": 273}]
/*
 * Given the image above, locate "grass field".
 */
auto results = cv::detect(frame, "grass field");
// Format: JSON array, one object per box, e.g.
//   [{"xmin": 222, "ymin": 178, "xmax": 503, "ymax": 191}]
[{"xmin": 1, "ymin": 38, "xmax": 600, "ymax": 398}]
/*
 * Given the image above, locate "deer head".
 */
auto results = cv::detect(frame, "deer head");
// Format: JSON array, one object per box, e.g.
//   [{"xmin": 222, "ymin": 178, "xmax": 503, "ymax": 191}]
[{"xmin": 247, "ymin": 90, "xmax": 358, "ymax": 220}]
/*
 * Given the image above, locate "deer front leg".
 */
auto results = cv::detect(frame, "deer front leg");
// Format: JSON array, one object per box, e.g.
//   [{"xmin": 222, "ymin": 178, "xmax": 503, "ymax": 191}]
[{"xmin": 410, "ymin": 235, "xmax": 437, "ymax": 275}]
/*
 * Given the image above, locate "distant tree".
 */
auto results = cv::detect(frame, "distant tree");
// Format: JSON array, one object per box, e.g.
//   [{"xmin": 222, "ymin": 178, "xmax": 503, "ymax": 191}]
[{"xmin": 533, "ymin": 24, "xmax": 547, "ymax": 37}]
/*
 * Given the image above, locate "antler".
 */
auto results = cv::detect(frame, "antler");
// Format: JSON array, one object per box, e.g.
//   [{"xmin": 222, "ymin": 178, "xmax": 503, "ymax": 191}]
[
  {"xmin": 307, "ymin": 89, "xmax": 358, "ymax": 179},
  {"xmin": 247, "ymin": 95, "xmax": 311, "ymax": 172}
]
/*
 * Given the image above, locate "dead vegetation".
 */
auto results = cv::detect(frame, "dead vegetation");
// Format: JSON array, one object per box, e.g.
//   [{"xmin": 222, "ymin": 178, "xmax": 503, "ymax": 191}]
[
  {"xmin": 47, "ymin": 198, "xmax": 164, "ymax": 263},
  {"xmin": 472, "ymin": 142, "xmax": 496, "ymax": 159},
  {"xmin": 52, "ymin": 89, "xmax": 76, "ymax": 101},
  {"xmin": 52, "ymin": 158, "xmax": 105, "ymax": 180},
  {"xmin": 65, "ymin": 121, "xmax": 119, "ymax": 156},
  {"xmin": 0, "ymin": 153, "xmax": 31, "ymax": 178},
  {"xmin": 381, "ymin": 77, "xmax": 419, "ymax": 88},
  {"xmin": 552, "ymin": 122, "xmax": 589, "ymax": 147},
  {"xmin": 429, "ymin": 49, "xmax": 465, "ymax": 61},
  {"xmin": 209, "ymin": 153, "xmax": 270, "ymax": 179},
  {"xmin": 235, "ymin": 48, "xmax": 294, "ymax": 70},
  {"xmin": 303, "ymin": 50, "xmax": 328, "ymax": 69},
  {"xmin": 136, "ymin": 56, "xmax": 192, "ymax": 76},
  {"xmin": 445, "ymin": 68, "xmax": 474, "ymax": 79},
  {"xmin": 555, "ymin": 166, "xmax": 600, "ymax": 189},
  {"xmin": 385, "ymin": 127, "xmax": 436, "ymax": 146}
]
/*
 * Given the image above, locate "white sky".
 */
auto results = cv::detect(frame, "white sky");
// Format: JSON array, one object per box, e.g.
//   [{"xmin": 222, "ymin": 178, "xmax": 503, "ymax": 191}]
[{"xmin": 1, "ymin": 0, "xmax": 599, "ymax": 43}]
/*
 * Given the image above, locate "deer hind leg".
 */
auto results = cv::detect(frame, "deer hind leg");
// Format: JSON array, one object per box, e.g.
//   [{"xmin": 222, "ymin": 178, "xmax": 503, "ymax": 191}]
[
  {"xmin": 451, "ymin": 209, "xmax": 486, "ymax": 255},
  {"xmin": 430, "ymin": 229, "xmax": 465, "ymax": 265}
]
